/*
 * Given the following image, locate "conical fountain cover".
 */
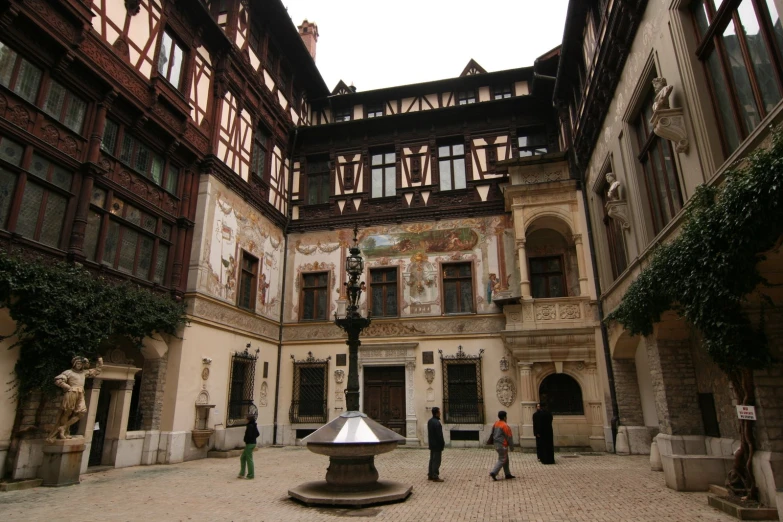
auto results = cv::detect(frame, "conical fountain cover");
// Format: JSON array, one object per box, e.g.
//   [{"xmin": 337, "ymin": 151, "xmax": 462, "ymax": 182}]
[{"xmin": 302, "ymin": 411, "xmax": 405, "ymax": 444}]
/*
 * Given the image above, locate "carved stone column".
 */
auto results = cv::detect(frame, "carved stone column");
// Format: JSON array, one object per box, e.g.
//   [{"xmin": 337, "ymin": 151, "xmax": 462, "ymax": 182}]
[
  {"xmin": 572, "ymin": 234, "xmax": 589, "ymax": 296},
  {"xmin": 518, "ymin": 362, "xmax": 536, "ymax": 447},
  {"xmin": 82, "ymin": 379, "xmax": 103, "ymax": 444},
  {"xmin": 585, "ymin": 362, "xmax": 606, "ymax": 451},
  {"xmin": 516, "ymin": 238, "xmax": 531, "ymax": 298},
  {"xmin": 405, "ymin": 361, "xmax": 418, "ymax": 444}
]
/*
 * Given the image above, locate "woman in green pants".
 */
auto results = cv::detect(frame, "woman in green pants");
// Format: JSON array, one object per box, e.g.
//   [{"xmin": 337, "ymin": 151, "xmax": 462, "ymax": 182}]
[{"xmin": 238, "ymin": 414, "xmax": 260, "ymax": 479}]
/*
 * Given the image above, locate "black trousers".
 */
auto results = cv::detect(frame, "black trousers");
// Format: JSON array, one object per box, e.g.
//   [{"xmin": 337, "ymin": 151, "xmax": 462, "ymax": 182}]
[{"xmin": 428, "ymin": 450, "xmax": 442, "ymax": 478}]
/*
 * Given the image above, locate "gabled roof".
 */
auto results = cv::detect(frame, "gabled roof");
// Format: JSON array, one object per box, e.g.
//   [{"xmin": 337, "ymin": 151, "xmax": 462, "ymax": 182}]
[
  {"xmin": 331, "ymin": 80, "xmax": 354, "ymax": 96},
  {"xmin": 460, "ymin": 59, "xmax": 487, "ymax": 77}
]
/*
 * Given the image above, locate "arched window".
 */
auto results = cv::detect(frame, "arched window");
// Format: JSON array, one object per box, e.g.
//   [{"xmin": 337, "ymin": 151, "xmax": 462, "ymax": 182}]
[{"xmin": 539, "ymin": 373, "xmax": 584, "ymax": 415}]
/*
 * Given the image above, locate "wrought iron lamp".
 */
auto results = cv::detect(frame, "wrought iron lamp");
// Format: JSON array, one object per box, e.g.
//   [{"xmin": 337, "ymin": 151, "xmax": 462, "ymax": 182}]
[{"xmin": 334, "ymin": 225, "xmax": 371, "ymax": 412}]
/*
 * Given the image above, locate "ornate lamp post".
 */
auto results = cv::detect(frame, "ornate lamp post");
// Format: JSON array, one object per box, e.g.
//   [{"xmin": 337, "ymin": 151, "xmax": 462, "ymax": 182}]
[
  {"xmin": 334, "ymin": 225, "xmax": 371, "ymax": 412},
  {"xmin": 288, "ymin": 225, "xmax": 411, "ymax": 507}
]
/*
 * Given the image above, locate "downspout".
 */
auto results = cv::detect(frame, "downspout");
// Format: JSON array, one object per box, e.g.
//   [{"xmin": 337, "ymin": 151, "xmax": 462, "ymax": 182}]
[
  {"xmin": 272, "ymin": 126, "xmax": 298, "ymax": 445},
  {"xmin": 575, "ymin": 153, "xmax": 620, "ymax": 453}
]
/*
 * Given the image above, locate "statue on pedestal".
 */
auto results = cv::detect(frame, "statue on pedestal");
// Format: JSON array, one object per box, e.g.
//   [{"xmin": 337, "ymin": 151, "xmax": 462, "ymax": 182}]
[
  {"xmin": 46, "ymin": 356, "xmax": 103, "ymax": 443},
  {"xmin": 652, "ymin": 77, "xmax": 674, "ymax": 112}
]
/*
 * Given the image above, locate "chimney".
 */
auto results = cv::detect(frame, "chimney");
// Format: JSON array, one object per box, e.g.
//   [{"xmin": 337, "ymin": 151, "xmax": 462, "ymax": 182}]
[{"xmin": 297, "ymin": 19, "xmax": 319, "ymax": 61}]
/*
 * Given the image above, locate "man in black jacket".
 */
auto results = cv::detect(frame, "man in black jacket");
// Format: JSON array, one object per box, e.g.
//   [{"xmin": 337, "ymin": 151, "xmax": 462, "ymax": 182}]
[
  {"xmin": 427, "ymin": 406, "xmax": 445, "ymax": 482},
  {"xmin": 238, "ymin": 414, "xmax": 260, "ymax": 479}
]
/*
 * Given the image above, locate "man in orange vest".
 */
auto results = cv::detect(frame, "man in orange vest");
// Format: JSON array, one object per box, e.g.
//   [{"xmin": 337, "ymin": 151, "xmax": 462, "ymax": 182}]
[{"xmin": 489, "ymin": 410, "xmax": 516, "ymax": 480}]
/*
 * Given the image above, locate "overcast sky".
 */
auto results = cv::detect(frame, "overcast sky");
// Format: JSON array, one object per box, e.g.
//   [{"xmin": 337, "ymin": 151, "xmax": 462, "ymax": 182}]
[{"xmin": 282, "ymin": 0, "xmax": 570, "ymax": 92}]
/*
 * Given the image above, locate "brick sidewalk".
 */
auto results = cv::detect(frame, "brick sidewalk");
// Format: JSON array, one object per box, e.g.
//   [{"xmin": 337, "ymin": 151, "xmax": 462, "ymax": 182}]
[{"xmin": 0, "ymin": 447, "xmax": 734, "ymax": 521}]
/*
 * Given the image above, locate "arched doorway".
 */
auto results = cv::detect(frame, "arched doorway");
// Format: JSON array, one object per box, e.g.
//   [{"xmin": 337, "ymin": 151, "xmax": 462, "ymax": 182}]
[{"xmin": 539, "ymin": 373, "xmax": 584, "ymax": 415}]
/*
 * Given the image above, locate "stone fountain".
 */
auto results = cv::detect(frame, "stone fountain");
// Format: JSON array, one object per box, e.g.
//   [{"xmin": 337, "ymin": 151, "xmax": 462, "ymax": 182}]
[{"xmin": 288, "ymin": 226, "xmax": 412, "ymax": 507}]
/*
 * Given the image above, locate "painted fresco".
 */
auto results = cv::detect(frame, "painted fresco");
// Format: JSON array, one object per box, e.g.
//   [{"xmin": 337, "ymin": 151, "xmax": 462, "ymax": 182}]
[
  {"xmin": 288, "ymin": 216, "xmax": 517, "ymax": 319},
  {"xmin": 199, "ymin": 180, "xmax": 284, "ymax": 320}
]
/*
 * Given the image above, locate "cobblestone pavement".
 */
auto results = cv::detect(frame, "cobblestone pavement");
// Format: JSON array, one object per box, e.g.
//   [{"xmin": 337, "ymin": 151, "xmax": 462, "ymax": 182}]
[{"xmin": 0, "ymin": 447, "xmax": 734, "ymax": 522}]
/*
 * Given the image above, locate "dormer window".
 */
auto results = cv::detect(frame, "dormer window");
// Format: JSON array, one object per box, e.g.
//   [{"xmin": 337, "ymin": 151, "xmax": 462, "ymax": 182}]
[
  {"xmin": 333, "ymin": 107, "xmax": 352, "ymax": 122},
  {"xmin": 366, "ymin": 103, "xmax": 384, "ymax": 118},
  {"xmin": 458, "ymin": 90, "xmax": 476, "ymax": 105},
  {"xmin": 493, "ymin": 85, "xmax": 512, "ymax": 100}
]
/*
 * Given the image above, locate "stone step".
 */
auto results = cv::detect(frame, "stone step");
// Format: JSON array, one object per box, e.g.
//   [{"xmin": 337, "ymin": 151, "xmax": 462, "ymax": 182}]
[
  {"xmin": 709, "ymin": 484, "xmax": 730, "ymax": 496},
  {"xmin": 0, "ymin": 479, "xmax": 43, "ymax": 492},
  {"xmin": 707, "ymin": 494, "xmax": 779, "ymax": 520}
]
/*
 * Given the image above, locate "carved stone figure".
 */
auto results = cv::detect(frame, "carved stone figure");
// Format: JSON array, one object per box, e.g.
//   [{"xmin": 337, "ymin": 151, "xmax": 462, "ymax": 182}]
[
  {"xmin": 46, "ymin": 356, "xmax": 103, "ymax": 443},
  {"xmin": 652, "ymin": 77, "xmax": 674, "ymax": 112},
  {"xmin": 334, "ymin": 369, "xmax": 345, "ymax": 384},
  {"xmin": 496, "ymin": 376, "xmax": 517, "ymax": 408},
  {"xmin": 260, "ymin": 381, "xmax": 268, "ymax": 407},
  {"xmin": 424, "ymin": 368, "xmax": 435, "ymax": 385},
  {"xmin": 606, "ymin": 173, "xmax": 623, "ymax": 202}
]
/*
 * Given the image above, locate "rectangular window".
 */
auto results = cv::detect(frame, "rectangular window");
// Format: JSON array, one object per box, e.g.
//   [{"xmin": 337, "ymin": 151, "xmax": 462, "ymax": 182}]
[
  {"xmin": 370, "ymin": 151, "xmax": 396, "ymax": 198},
  {"xmin": 158, "ymin": 31, "xmax": 185, "ymax": 90},
  {"xmin": 12, "ymin": 153, "xmax": 74, "ymax": 249},
  {"xmin": 442, "ymin": 262, "xmax": 474, "ymax": 314},
  {"xmin": 635, "ymin": 88, "xmax": 683, "ymax": 234},
  {"xmin": 301, "ymin": 271, "xmax": 329, "ymax": 321},
  {"xmin": 458, "ymin": 90, "xmax": 476, "ymax": 105},
  {"xmin": 252, "ymin": 128, "xmax": 269, "ymax": 178},
  {"xmin": 438, "ymin": 143, "xmax": 467, "ymax": 191},
  {"xmin": 227, "ymin": 349, "xmax": 258, "ymax": 426},
  {"xmin": 85, "ymin": 193, "xmax": 171, "ymax": 284},
  {"xmin": 116, "ymin": 130, "xmax": 177, "ymax": 191},
  {"xmin": 493, "ymin": 85, "xmax": 512, "ymax": 99},
  {"xmin": 441, "ymin": 348, "xmax": 484, "ymax": 424},
  {"xmin": 0, "ymin": 135, "xmax": 23, "ymax": 230},
  {"xmin": 0, "ymin": 41, "xmax": 42, "ymax": 104},
  {"xmin": 692, "ymin": 0, "xmax": 783, "ymax": 154},
  {"xmin": 306, "ymin": 159, "xmax": 330, "ymax": 205},
  {"xmin": 43, "ymin": 79, "xmax": 87, "ymax": 134},
  {"xmin": 237, "ymin": 251, "xmax": 258, "ymax": 310},
  {"xmin": 290, "ymin": 356, "xmax": 329, "ymax": 424},
  {"xmin": 600, "ymin": 181, "xmax": 629, "ymax": 280},
  {"xmin": 366, "ymin": 103, "xmax": 384, "ymax": 118},
  {"xmin": 370, "ymin": 267, "xmax": 398, "ymax": 317},
  {"xmin": 333, "ymin": 107, "xmax": 352, "ymax": 122},
  {"xmin": 101, "ymin": 119, "xmax": 119, "ymax": 154},
  {"xmin": 518, "ymin": 127, "xmax": 549, "ymax": 156},
  {"xmin": 530, "ymin": 256, "xmax": 566, "ymax": 298}
]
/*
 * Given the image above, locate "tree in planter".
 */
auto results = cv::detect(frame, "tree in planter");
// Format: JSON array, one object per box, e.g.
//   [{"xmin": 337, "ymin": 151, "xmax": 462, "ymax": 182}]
[
  {"xmin": 606, "ymin": 129, "xmax": 783, "ymax": 500},
  {"xmin": 0, "ymin": 252, "xmax": 187, "ymax": 433}
]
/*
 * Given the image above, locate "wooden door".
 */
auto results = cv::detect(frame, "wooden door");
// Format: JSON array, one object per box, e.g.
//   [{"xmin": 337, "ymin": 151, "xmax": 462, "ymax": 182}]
[{"xmin": 363, "ymin": 366, "xmax": 406, "ymax": 435}]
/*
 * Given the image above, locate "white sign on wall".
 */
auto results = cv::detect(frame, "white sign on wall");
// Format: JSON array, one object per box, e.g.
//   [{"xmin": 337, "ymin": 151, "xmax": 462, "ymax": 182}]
[{"xmin": 736, "ymin": 405, "xmax": 757, "ymax": 421}]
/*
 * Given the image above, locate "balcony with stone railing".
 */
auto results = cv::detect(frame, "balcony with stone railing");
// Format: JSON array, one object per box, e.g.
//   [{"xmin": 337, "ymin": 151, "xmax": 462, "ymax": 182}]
[{"xmin": 502, "ymin": 296, "xmax": 598, "ymax": 332}]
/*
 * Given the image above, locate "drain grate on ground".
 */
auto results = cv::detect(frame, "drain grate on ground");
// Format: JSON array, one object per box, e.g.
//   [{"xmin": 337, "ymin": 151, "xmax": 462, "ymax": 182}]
[
  {"xmin": 578, "ymin": 452, "xmax": 604, "ymax": 456},
  {"xmin": 561, "ymin": 455, "xmax": 580, "ymax": 458}
]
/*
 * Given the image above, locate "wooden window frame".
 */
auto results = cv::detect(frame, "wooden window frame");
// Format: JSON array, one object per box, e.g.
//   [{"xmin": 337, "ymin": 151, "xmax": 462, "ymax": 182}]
[
  {"xmin": 333, "ymin": 107, "xmax": 352, "ymax": 122},
  {"xmin": 457, "ymin": 90, "xmax": 476, "ymax": 105},
  {"xmin": 366, "ymin": 103, "xmax": 384, "ymax": 118},
  {"xmin": 493, "ymin": 85, "xmax": 512, "ymax": 100},
  {"xmin": 108, "ymin": 121, "xmax": 180, "ymax": 194},
  {"xmin": 517, "ymin": 127, "xmax": 549, "ymax": 157},
  {"xmin": 0, "ymin": 40, "xmax": 43, "ymax": 105},
  {"xmin": 634, "ymin": 88, "xmax": 684, "ymax": 235},
  {"xmin": 369, "ymin": 266, "xmax": 399, "ymax": 318},
  {"xmin": 300, "ymin": 271, "xmax": 330, "ymax": 321},
  {"xmin": 370, "ymin": 150, "xmax": 396, "ymax": 198},
  {"xmin": 237, "ymin": 251, "xmax": 259, "ymax": 311},
  {"xmin": 441, "ymin": 261, "xmax": 475, "ymax": 315},
  {"xmin": 691, "ymin": 0, "xmax": 783, "ymax": 155},
  {"xmin": 252, "ymin": 127, "xmax": 270, "ymax": 180},
  {"xmin": 42, "ymin": 78, "xmax": 88, "ymax": 134},
  {"xmin": 529, "ymin": 255, "xmax": 567, "ymax": 299},
  {"xmin": 305, "ymin": 159, "xmax": 330, "ymax": 205},
  {"xmin": 157, "ymin": 30, "xmax": 187, "ymax": 91},
  {"xmin": 437, "ymin": 142, "xmax": 467, "ymax": 191}
]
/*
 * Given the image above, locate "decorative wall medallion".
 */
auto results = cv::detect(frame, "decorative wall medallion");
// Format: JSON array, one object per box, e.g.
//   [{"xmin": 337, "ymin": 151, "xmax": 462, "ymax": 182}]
[
  {"xmin": 109, "ymin": 348, "xmax": 126, "ymax": 364},
  {"xmin": 201, "ymin": 367, "xmax": 210, "ymax": 381},
  {"xmin": 196, "ymin": 390, "xmax": 210, "ymax": 405},
  {"xmin": 424, "ymin": 368, "xmax": 435, "ymax": 385},
  {"xmin": 42, "ymin": 125, "xmax": 59, "ymax": 146},
  {"xmin": 559, "ymin": 304, "xmax": 581, "ymax": 320},
  {"xmin": 334, "ymin": 369, "xmax": 345, "ymax": 384},
  {"xmin": 499, "ymin": 355, "xmax": 509, "ymax": 372},
  {"xmin": 575, "ymin": 362, "xmax": 586, "ymax": 371},
  {"xmin": 9, "ymin": 105, "xmax": 29, "ymax": 127},
  {"xmin": 496, "ymin": 377, "xmax": 517, "ymax": 407},
  {"xmin": 535, "ymin": 305, "xmax": 556, "ymax": 320}
]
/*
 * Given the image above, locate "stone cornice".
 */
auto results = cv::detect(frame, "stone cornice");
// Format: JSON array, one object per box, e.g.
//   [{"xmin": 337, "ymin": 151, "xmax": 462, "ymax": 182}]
[{"xmin": 186, "ymin": 294, "xmax": 280, "ymax": 342}]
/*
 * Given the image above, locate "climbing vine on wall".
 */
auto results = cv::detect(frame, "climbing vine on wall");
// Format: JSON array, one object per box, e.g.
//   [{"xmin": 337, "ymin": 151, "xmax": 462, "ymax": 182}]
[
  {"xmin": 606, "ymin": 127, "xmax": 783, "ymax": 499},
  {"xmin": 0, "ymin": 253, "xmax": 187, "ymax": 398}
]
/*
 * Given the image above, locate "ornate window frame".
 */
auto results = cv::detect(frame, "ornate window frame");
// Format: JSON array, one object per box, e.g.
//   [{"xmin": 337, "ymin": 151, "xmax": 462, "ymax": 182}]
[
  {"xmin": 439, "ymin": 346, "xmax": 485, "ymax": 424},
  {"xmin": 227, "ymin": 346, "xmax": 259, "ymax": 427},
  {"xmin": 289, "ymin": 352, "xmax": 330, "ymax": 424}
]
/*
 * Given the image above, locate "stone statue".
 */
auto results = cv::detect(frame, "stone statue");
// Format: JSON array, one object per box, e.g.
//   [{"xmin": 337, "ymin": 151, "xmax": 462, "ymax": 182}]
[
  {"xmin": 606, "ymin": 173, "xmax": 623, "ymax": 201},
  {"xmin": 652, "ymin": 77, "xmax": 673, "ymax": 112},
  {"xmin": 46, "ymin": 356, "xmax": 103, "ymax": 443}
]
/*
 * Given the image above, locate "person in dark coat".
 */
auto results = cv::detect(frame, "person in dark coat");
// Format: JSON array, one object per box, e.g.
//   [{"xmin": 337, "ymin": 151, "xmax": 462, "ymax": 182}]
[
  {"xmin": 533, "ymin": 402, "xmax": 555, "ymax": 464},
  {"xmin": 238, "ymin": 414, "xmax": 260, "ymax": 479},
  {"xmin": 427, "ymin": 406, "xmax": 445, "ymax": 481}
]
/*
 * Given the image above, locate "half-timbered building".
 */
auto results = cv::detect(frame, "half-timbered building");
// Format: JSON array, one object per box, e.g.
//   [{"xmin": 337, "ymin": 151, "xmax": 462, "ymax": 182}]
[{"xmin": 1, "ymin": 0, "xmax": 613, "ymax": 482}]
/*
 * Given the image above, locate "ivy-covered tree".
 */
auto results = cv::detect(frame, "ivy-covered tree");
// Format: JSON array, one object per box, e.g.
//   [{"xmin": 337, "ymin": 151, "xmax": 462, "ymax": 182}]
[
  {"xmin": 0, "ymin": 253, "xmax": 187, "ymax": 403},
  {"xmin": 607, "ymin": 129, "xmax": 783, "ymax": 500}
]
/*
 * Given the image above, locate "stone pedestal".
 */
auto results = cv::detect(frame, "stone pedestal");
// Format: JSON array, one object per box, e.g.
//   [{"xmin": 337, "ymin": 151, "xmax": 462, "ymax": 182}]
[
  {"xmin": 650, "ymin": 441, "xmax": 662, "ymax": 471},
  {"xmin": 41, "ymin": 437, "xmax": 85, "ymax": 487}
]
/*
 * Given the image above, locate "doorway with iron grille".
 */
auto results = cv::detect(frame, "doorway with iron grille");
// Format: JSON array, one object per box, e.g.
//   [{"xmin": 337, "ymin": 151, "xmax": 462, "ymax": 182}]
[{"xmin": 363, "ymin": 366, "xmax": 406, "ymax": 436}]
